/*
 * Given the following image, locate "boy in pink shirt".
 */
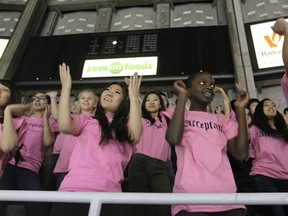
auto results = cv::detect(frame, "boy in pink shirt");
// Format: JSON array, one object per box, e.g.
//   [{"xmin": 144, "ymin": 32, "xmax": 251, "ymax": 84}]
[
  {"xmin": 165, "ymin": 71, "xmax": 250, "ymax": 216},
  {"xmin": 249, "ymin": 98, "xmax": 288, "ymax": 216},
  {"xmin": 49, "ymin": 63, "xmax": 142, "ymax": 216}
]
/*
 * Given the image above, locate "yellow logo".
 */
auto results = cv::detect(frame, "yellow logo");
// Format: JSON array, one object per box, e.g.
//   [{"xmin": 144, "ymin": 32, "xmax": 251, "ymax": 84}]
[{"xmin": 264, "ymin": 32, "xmax": 283, "ymax": 48}]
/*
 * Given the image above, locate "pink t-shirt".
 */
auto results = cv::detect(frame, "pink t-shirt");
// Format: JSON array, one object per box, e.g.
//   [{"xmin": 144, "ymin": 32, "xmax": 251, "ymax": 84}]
[
  {"xmin": 52, "ymin": 133, "xmax": 65, "ymax": 154},
  {"xmin": 53, "ymin": 133, "xmax": 77, "ymax": 173},
  {"xmin": 249, "ymin": 125, "xmax": 288, "ymax": 179},
  {"xmin": 0, "ymin": 118, "xmax": 25, "ymax": 177},
  {"xmin": 134, "ymin": 113, "xmax": 170, "ymax": 161},
  {"xmin": 9, "ymin": 116, "xmax": 58, "ymax": 173},
  {"xmin": 281, "ymin": 73, "xmax": 288, "ymax": 105},
  {"xmin": 164, "ymin": 110, "xmax": 245, "ymax": 215},
  {"xmin": 59, "ymin": 114, "xmax": 133, "ymax": 192}
]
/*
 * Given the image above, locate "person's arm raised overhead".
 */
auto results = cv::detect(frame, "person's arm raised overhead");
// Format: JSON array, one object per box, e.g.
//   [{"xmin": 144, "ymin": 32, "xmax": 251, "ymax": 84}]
[
  {"xmin": 46, "ymin": 91, "xmax": 58, "ymax": 120},
  {"xmin": 166, "ymin": 80, "xmax": 189, "ymax": 145},
  {"xmin": 57, "ymin": 63, "xmax": 78, "ymax": 134},
  {"xmin": 127, "ymin": 73, "xmax": 143, "ymax": 144},
  {"xmin": 227, "ymin": 83, "xmax": 250, "ymax": 161},
  {"xmin": 272, "ymin": 18, "xmax": 288, "ymax": 73},
  {"xmin": 215, "ymin": 86, "xmax": 231, "ymax": 117},
  {"xmin": 1, "ymin": 105, "xmax": 19, "ymax": 153},
  {"xmin": 272, "ymin": 18, "xmax": 288, "ymax": 105},
  {"xmin": 43, "ymin": 104, "xmax": 56, "ymax": 146}
]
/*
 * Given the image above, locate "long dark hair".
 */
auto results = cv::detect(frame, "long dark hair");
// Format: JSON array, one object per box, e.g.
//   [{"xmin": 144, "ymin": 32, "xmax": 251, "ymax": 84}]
[
  {"xmin": 251, "ymin": 98, "xmax": 288, "ymax": 142},
  {"xmin": 141, "ymin": 91, "xmax": 165, "ymax": 125},
  {"xmin": 0, "ymin": 79, "xmax": 21, "ymax": 105},
  {"xmin": 94, "ymin": 82, "xmax": 132, "ymax": 145}
]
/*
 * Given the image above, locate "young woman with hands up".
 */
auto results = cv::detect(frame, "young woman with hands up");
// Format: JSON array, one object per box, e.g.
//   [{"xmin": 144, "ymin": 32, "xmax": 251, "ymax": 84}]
[{"xmin": 49, "ymin": 63, "xmax": 142, "ymax": 216}]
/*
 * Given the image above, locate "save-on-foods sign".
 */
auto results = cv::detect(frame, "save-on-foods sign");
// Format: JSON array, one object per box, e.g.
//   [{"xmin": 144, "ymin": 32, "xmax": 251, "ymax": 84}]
[{"xmin": 82, "ymin": 56, "xmax": 158, "ymax": 78}]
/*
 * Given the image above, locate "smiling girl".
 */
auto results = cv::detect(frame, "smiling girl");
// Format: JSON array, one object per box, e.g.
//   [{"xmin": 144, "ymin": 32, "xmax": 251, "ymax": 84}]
[
  {"xmin": 165, "ymin": 71, "xmax": 250, "ymax": 216},
  {"xmin": 128, "ymin": 91, "xmax": 172, "ymax": 216},
  {"xmin": 49, "ymin": 63, "xmax": 142, "ymax": 216},
  {"xmin": 249, "ymin": 98, "xmax": 288, "ymax": 216}
]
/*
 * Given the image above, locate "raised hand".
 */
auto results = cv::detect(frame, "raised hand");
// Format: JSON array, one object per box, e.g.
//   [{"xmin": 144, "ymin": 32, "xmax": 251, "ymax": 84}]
[
  {"xmin": 58, "ymin": 63, "xmax": 74, "ymax": 133},
  {"xmin": 234, "ymin": 82, "xmax": 250, "ymax": 109},
  {"xmin": 5, "ymin": 103, "xmax": 33, "ymax": 117},
  {"xmin": 43, "ymin": 104, "xmax": 51, "ymax": 119},
  {"xmin": 271, "ymin": 17, "xmax": 288, "ymax": 36},
  {"xmin": 173, "ymin": 80, "xmax": 189, "ymax": 97},
  {"xmin": 126, "ymin": 73, "xmax": 143, "ymax": 144},
  {"xmin": 127, "ymin": 73, "xmax": 142, "ymax": 99},
  {"xmin": 59, "ymin": 63, "xmax": 72, "ymax": 91},
  {"xmin": 46, "ymin": 91, "xmax": 58, "ymax": 120},
  {"xmin": 214, "ymin": 86, "xmax": 223, "ymax": 93},
  {"xmin": 46, "ymin": 91, "xmax": 58, "ymax": 99}
]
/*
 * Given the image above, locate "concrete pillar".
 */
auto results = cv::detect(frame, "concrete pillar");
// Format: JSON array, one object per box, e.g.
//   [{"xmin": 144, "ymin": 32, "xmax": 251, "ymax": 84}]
[
  {"xmin": 95, "ymin": 7, "xmax": 112, "ymax": 32},
  {"xmin": 0, "ymin": 0, "xmax": 48, "ymax": 79},
  {"xmin": 156, "ymin": 3, "xmax": 170, "ymax": 28},
  {"xmin": 224, "ymin": 0, "xmax": 257, "ymax": 98}
]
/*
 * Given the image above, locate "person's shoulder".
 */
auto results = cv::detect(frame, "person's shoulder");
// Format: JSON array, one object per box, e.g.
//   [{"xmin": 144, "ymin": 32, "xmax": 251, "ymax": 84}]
[
  {"xmin": 248, "ymin": 125, "xmax": 259, "ymax": 134},
  {"xmin": 210, "ymin": 112, "xmax": 236, "ymax": 126},
  {"xmin": 161, "ymin": 106, "xmax": 175, "ymax": 118}
]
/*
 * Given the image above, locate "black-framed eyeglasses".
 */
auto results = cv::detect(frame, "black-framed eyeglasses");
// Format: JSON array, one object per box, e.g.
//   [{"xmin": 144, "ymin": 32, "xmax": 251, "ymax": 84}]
[{"xmin": 31, "ymin": 96, "xmax": 48, "ymax": 101}]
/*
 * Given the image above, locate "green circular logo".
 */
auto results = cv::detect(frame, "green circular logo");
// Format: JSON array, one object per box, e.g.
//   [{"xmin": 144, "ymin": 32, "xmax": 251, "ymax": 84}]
[{"xmin": 109, "ymin": 62, "xmax": 123, "ymax": 74}]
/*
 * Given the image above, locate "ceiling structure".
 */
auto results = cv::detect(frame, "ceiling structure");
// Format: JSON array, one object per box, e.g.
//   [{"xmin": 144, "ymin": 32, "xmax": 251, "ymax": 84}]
[{"xmin": 0, "ymin": 0, "xmax": 215, "ymax": 12}]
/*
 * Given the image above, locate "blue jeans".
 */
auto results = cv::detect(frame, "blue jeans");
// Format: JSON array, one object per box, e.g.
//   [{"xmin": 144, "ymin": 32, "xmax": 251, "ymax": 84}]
[
  {"xmin": 0, "ymin": 164, "xmax": 43, "ymax": 216},
  {"xmin": 251, "ymin": 174, "xmax": 288, "ymax": 216}
]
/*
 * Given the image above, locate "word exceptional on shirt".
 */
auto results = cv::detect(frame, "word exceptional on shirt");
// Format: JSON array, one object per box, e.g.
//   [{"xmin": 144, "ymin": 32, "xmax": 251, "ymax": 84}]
[{"xmin": 184, "ymin": 120, "xmax": 223, "ymax": 133}]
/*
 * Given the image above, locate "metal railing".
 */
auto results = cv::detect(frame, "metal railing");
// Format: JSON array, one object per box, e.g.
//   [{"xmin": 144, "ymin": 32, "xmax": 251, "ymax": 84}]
[{"xmin": 0, "ymin": 191, "xmax": 288, "ymax": 216}]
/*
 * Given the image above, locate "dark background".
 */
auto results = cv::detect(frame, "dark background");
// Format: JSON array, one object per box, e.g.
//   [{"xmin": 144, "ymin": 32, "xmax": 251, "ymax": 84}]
[{"xmin": 14, "ymin": 26, "xmax": 235, "ymax": 89}]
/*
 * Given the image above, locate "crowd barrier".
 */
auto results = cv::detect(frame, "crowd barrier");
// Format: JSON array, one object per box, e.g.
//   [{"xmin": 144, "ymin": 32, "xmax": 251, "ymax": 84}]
[{"xmin": 0, "ymin": 191, "xmax": 287, "ymax": 216}]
